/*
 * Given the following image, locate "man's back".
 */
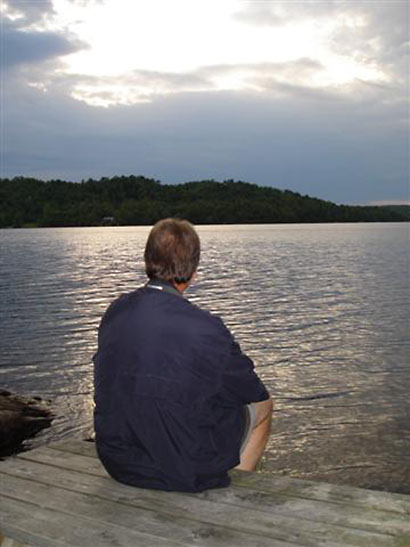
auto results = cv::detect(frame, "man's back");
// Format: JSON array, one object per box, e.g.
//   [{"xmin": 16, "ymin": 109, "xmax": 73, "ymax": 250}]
[
  {"xmin": 94, "ymin": 219, "xmax": 270, "ymax": 492},
  {"xmin": 94, "ymin": 282, "xmax": 269, "ymax": 492}
]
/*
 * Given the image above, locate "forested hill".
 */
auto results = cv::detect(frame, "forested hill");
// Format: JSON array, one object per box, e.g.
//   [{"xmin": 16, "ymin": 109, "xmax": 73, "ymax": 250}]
[{"xmin": 0, "ymin": 176, "xmax": 408, "ymax": 228}]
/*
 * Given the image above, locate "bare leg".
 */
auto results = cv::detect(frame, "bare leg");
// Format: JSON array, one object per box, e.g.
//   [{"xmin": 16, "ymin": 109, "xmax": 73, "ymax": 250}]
[{"xmin": 236, "ymin": 398, "xmax": 273, "ymax": 471}]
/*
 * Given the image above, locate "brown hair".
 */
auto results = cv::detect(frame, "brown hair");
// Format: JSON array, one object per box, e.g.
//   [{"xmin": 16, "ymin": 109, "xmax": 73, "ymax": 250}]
[{"xmin": 144, "ymin": 218, "xmax": 200, "ymax": 284}]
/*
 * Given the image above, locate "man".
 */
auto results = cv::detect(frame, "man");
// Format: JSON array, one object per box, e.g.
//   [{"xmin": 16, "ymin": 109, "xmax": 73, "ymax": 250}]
[{"xmin": 93, "ymin": 218, "xmax": 272, "ymax": 492}]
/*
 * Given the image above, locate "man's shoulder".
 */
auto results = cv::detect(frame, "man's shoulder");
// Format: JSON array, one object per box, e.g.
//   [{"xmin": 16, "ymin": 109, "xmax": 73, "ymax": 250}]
[
  {"xmin": 100, "ymin": 288, "xmax": 141, "ymax": 326},
  {"xmin": 194, "ymin": 304, "xmax": 226, "ymax": 330},
  {"xmin": 101, "ymin": 286, "xmax": 230, "ymax": 340},
  {"xmin": 180, "ymin": 299, "xmax": 232, "ymax": 343},
  {"xmin": 141, "ymin": 288, "xmax": 229, "ymax": 336}
]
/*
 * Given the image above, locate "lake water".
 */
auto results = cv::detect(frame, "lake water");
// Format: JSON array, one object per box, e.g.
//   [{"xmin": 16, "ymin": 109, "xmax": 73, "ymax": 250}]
[{"xmin": 1, "ymin": 223, "xmax": 409, "ymax": 493}]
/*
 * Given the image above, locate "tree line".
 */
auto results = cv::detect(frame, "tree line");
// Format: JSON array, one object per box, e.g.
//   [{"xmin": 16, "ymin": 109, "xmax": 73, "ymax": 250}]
[{"xmin": 0, "ymin": 176, "xmax": 408, "ymax": 228}]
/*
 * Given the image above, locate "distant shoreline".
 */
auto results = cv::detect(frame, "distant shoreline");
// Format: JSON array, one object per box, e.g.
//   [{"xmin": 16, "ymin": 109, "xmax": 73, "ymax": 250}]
[
  {"xmin": 1, "ymin": 176, "xmax": 409, "ymax": 228},
  {"xmin": 1, "ymin": 219, "xmax": 409, "ymax": 230}
]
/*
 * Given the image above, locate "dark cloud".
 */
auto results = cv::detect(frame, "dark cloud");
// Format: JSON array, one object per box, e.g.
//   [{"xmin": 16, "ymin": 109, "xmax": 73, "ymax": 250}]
[
  {"xmin": 2, "ymin": 75, "xmax": 408, "ymax": 204},
  {"xmin": 2, "ymin": 1, "xmax": 87, "ymax": 71},
  {"xmin": 2, "ymin": 19, "xmax": 85, "ymax": 69},
  {"xmin": 3, "ymin": 0, "xmax": 102, "ymax": 23},
  {"xmin": 3, "ymin": 0, "xmax": 55, "ymax": 24}
]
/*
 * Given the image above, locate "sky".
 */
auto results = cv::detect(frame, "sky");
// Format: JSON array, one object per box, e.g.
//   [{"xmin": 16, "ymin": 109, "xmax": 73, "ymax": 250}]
[{"xmin": 1, "ymin": 0, "xmax": 409, "ymax": 205}]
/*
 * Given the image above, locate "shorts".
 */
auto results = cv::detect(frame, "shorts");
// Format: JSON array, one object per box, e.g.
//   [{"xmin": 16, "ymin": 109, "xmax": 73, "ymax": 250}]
[{"xmin": 240, "ymin": 403, "xmax": 257, "ymax": 454}]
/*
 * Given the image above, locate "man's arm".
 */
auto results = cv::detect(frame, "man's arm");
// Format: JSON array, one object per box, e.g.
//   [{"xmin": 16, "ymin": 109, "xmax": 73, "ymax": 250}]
[
  {"xmin": 236, "ymin": 397, "xmax": 273, "ymax": 472},
  {"xmin": 215, "ymin": 317, "xmax": 273, "ymax": 470}
]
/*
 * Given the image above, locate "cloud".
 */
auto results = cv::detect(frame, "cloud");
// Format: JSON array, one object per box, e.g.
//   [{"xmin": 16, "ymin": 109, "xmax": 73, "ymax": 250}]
[
  {"xmin": 235, "ymin": 1, "xmax": 408, "ymax": 81},
  {"xmin": 58, "ymin": 56, "xmax": 383, "ymax": 108},
  {"xmin": 1, "ymin": 1, "xmax": 88, "ymax": 72},
  {"xmin": 2, "ymin": 73, "xmax": 408, "ymax": 204},
  {"xmin": 2, "ymin": 19, "xmax": 85, "ymax": 69},
  {"xmin": 233, "ymin": 0, "xmax": 339, "ymax": 27},
  {"xmin": 329, "ymin": 2, "xmax": 409, "ymax": 80},
  {"xmin": 3, "ymin": 0, "xmax": 55, "ymax": 24},
  {"xmin": 63, "ymin": 55, "xmax": 401, "ymax": 109},
  {"xmin": 64, "ymin": 59, "xmax": 325, "ymax": 107},
  {"xmin": 198, "ymin": 58, "xmax": 324, "ymax": 85},
  {"xmin": 68, "ymin": 69, "xmax": 214, "ymax": 107},
  {"xmin": 2, "ymin": 0, "xmax": 102, "ymax": 24},
  {"xmin": 1, "ymin": 1, "xmax": 408, "ymax": 204},
  {"xmin": 3, "ymin": 0, "xmax": 405, "ymax": 110}
]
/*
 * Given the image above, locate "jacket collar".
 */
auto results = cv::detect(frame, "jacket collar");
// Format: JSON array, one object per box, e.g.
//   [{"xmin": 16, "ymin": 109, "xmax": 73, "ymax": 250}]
[{"xmin": 145, "ymin": 278, "xmax": 183, "ymax": 297}]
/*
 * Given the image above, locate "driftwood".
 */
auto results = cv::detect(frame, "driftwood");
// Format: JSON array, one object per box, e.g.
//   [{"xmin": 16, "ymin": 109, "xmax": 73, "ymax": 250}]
[{"xmin": 0, "ymin": 390, "xmax": 53, "ymax": 458}]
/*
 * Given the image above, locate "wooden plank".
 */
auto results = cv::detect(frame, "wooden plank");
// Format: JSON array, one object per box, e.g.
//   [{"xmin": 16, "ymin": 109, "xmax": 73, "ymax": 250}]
[
  {"xmin": 196, "ymin": 486, "xmax": 410, "ymax": 537},
  {"xmin": 1, "ymin": 473, "xmax": 293, "ymax": 547},
  {"xmin": 49, "ymin": 441, "xmax": 97, "ymax": 458},
  {"xmin": 0, "ymin": 534, "xmax": 30, "ymax": 547},
  {"xmin": 14, "ymin": 447, "xmax": 410, "ymax": 537},
  {"xmin": 50, "ymin": 441, "xmax": 410, "ymax": 517},
  {"xmin": 2, "ymin": 453, "xmax": 407, "ymax": 547},
  {"xmin": 230, "ymin": 470, "xmax": 410, "ymax": 516},
  {"xmin": 0, "ymin": 497, "xmax": 188, "ymax": 547},
  {"xmin": 18, "ymin": 446, "xmax": 103, "ymax": 475}
]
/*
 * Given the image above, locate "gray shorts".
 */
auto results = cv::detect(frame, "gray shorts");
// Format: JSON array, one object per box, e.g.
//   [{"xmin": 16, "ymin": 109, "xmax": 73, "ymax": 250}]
[{"xmin": 240, "ymin": 403, "xmax": 257, "ymax": 454}]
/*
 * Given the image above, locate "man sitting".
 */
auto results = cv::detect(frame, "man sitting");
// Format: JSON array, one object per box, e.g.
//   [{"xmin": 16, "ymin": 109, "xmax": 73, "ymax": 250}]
[{"xmin": 93, "ymin": 218, "xmax": 273, "ymax": 492}]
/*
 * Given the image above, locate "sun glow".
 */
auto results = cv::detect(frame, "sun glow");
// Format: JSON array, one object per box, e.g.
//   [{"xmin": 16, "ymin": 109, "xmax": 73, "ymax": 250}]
[{"xmin": 37, "ymin": 0, "xmax": 391, "ymax": 106}]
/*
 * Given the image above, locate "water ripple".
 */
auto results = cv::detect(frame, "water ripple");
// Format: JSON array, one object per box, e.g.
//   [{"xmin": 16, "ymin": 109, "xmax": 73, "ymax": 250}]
[{"xmin": 0, "ymin": 223, "xmax": 409, "ymax": 493}]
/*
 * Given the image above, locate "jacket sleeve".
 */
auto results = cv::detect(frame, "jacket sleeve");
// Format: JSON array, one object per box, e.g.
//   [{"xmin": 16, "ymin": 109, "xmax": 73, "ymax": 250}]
[{"xmin": 217, "ymin": 319, "xmax": 270, "ymax": 405}]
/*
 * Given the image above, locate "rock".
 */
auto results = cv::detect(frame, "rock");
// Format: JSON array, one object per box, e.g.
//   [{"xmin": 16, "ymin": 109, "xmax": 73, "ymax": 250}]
[{"xmin": 0, "ymin": 390, "xmax": 54, "ymax": 458}]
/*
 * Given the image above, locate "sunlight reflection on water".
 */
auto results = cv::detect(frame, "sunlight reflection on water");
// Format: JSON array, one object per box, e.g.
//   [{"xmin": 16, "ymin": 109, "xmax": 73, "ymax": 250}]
[{"xmin": 0, "ymin": 223, "xmax": 409, "ymax": 492}]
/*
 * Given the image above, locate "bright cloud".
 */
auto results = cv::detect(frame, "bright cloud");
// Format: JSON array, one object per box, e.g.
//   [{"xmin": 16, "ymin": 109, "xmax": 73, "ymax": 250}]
[{"xmin": 4, "ymin": 0, "xmax": 395, "ymax": 107}]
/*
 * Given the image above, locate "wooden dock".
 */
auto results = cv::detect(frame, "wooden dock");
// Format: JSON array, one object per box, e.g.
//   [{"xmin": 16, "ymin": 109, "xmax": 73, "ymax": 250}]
[{"xmin": 1, "ymin": 441, "xmax": 409, "ymax": 546}]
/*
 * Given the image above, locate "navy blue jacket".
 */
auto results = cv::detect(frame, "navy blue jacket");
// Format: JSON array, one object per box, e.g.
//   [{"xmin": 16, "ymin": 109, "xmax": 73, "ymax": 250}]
[{"xmin": 93, "ymin": 280, "xmax": 269, "ymax": 492}]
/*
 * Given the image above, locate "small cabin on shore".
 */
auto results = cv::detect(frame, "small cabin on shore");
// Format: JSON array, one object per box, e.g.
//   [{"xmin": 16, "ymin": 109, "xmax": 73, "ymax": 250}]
[{"xmin": 100, "ymin": 216, "xmax": 116, "ymax": 226}]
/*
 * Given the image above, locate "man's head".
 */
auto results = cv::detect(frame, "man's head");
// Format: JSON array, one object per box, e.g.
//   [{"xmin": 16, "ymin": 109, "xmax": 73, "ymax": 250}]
[{"xmin": 144, "ymin": 218, "xmax": 200, "ymax": 286}]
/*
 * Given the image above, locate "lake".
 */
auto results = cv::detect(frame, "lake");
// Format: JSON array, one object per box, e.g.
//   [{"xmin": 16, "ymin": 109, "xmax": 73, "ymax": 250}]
[{"xmin": 0, "ymin": 223, "xmax": 409, "ymax": 493}]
